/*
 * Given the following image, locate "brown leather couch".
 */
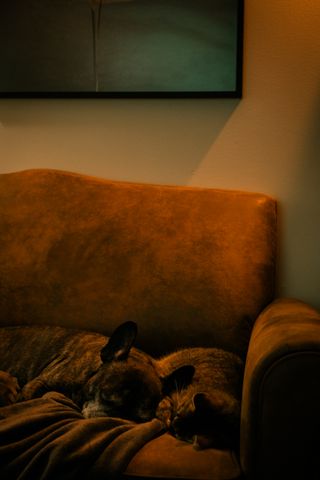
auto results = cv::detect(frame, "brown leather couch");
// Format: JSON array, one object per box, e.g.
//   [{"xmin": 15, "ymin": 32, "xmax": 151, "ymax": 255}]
[{"xmin": 0, "ymin": 169, "xmax": 319, "ymax": 480}]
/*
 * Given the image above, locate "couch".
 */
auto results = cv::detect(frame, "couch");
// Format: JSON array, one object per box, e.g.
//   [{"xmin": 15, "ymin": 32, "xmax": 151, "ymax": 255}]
[{"xmin": 0, "ymin": 168, "xmax": 319, "ymax": 480}]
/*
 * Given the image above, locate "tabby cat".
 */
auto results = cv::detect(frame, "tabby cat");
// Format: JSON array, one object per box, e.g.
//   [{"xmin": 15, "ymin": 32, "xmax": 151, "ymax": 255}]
[{"xmin": 155, "ymin": 347, "xmax": 244, "ymax": 450}]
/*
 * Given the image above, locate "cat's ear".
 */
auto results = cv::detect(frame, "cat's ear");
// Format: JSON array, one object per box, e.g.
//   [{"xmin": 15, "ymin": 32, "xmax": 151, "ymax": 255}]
[
  {"xmin": 100, "ymin": 321, "xmax": 137, "ymax": 363},
  {"xmin": 192, "ymin": 392, "xmax": 213, "ymax": 412},
  {"xmin": 193, "ymin": 391, "xmax": 237, "ymax": 415},
  {"xmin": 162, "ymin": 365, "xmax": 195, "ymax": 395}
]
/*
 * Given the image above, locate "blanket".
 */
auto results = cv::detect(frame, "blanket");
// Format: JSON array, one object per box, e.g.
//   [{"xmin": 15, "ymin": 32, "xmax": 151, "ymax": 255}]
[{"xmin": 0, "ymin": 392, "xmax": 165, "ymax": 480}]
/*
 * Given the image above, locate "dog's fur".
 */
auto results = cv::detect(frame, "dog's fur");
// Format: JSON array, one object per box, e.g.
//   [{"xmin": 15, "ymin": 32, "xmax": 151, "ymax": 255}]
[{"xmin": 0, "ymin": 322, "xmax": 162, "ymax": 422}]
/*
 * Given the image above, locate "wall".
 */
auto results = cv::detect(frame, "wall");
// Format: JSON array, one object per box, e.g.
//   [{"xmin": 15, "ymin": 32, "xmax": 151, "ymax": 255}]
[{"xmin": 0, "ymin": 0, "xmax": 319, "ymax": 309}]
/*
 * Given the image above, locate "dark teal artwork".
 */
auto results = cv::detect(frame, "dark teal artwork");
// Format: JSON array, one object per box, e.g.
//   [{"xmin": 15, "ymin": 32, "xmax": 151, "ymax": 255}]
[{"xmin": 0, "ymin": 0, "xmax": 243, "ymax": 97}]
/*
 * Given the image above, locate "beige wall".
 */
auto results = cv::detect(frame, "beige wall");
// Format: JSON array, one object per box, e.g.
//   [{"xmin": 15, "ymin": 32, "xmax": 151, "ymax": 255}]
[{"xmin": 1, "ymin": 0, "xmax": 320, "ymax": 309}]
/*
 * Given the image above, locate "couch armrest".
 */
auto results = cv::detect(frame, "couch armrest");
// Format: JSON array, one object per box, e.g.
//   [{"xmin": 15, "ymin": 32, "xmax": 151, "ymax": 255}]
[{"xmin": 240, "ymin": 298, "xmax": 320, "ymax": 480}]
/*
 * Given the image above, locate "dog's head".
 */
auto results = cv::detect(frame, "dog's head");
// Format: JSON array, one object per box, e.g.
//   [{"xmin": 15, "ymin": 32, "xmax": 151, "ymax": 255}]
[{"xmin": 82, "ymin": 321, "xmax": 161, "ymax": 422}]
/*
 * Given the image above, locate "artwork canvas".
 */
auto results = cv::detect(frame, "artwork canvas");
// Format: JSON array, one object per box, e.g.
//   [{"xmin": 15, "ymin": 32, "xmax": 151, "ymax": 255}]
[{"xmin": 0, "ymin": 0, "xmax": 243, "ymax": 97}]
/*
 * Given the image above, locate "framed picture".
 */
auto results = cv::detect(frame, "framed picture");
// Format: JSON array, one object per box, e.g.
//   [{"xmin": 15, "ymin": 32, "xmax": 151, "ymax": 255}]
[{"xmin": 0, "ymin": 0, "xmax": 244, "ymax": 98}]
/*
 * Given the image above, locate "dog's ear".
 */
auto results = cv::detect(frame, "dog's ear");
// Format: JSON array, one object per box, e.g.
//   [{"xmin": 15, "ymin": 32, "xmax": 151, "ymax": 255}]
[
  {"xmin": 100, "ymin": 321, "xmax": 138, "ymax": 362},
  {"xmin": 161, "ymin": 365, "xmax": 195, "ymax": 395}
]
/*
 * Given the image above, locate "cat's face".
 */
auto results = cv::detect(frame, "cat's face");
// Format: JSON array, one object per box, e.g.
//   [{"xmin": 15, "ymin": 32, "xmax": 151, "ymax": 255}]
[
  {"xmin": 160, "ymin": 365, "xmax": 240, "ymax": 449},
  {"xmin": 170, "ymin": 391, "xmax": 240, "ymax": 449},
  {"xmin": 81, "ymin": 321, "xmax": 162, "ymax": 422}
]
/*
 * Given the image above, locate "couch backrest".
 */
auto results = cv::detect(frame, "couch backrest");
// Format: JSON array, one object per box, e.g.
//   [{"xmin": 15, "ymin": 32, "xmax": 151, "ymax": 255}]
[{"xmin": 0, "ymin": 169, "xmax": 277, "ymax": 358}]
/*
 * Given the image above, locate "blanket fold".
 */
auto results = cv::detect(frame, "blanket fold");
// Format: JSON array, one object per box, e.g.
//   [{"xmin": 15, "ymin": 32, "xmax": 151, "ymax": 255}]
[{"xmin": 0, "ymin": 392, "xmax": 165, "ymax": 479}]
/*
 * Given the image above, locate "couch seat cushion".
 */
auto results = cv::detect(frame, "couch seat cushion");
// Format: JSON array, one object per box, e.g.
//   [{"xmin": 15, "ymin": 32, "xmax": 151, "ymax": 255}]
[{"xmin": 124, "ymin": 432, "xmax": 243, "ymax": 480}]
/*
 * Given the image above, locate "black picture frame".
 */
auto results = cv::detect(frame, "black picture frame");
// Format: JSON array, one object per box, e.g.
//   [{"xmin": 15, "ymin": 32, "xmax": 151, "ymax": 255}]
[{"xmin": 0, "ymin": 0, "xmax": 244, "ymax": 98}]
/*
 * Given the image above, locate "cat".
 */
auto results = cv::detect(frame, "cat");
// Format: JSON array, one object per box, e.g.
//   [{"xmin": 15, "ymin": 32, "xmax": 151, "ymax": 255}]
[{"xmin": 155, "ymin": 347, "xmax": 244, "ymax": 450}]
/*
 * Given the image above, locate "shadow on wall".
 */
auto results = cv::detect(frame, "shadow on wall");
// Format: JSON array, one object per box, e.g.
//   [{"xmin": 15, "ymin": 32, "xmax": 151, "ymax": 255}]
[
  {"xmin": 277, "ymin": 90, "xmax": 320, "ymax": 310},
  {"xmin": 0, "ymin": 98, "xmax": 239, "ymax": 185}
]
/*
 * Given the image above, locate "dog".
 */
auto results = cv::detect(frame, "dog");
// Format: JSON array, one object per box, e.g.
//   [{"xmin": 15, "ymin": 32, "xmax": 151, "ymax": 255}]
[{"xmin": 0, "ymin": 321, "xmax": 162, "ymax": 422}]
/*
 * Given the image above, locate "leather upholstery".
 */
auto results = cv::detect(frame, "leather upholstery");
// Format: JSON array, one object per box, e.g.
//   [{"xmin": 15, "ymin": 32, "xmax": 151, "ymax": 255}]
[
  {"xmin": 124, "ymin": 432, "xmax": 243, "ymax": 480},
  {"xmin": 241, "ymin": 298, "xmax": 320, "ymax": 479},
  {"xmin": 0, "ymin": 169, "xmax": 277, "ymax": 359}
]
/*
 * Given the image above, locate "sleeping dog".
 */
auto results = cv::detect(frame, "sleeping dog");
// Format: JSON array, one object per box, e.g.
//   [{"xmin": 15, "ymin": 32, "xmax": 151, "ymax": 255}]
[{"xmin": 0, "ymin": 321, "xmax": 162, "ymax": 422}]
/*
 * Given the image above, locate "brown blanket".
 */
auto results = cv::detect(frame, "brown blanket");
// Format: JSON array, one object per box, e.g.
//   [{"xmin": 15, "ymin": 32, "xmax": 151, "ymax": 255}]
[{"xmin": 0, "ymin": 392, "xmax": 165, "ymax": 480}]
